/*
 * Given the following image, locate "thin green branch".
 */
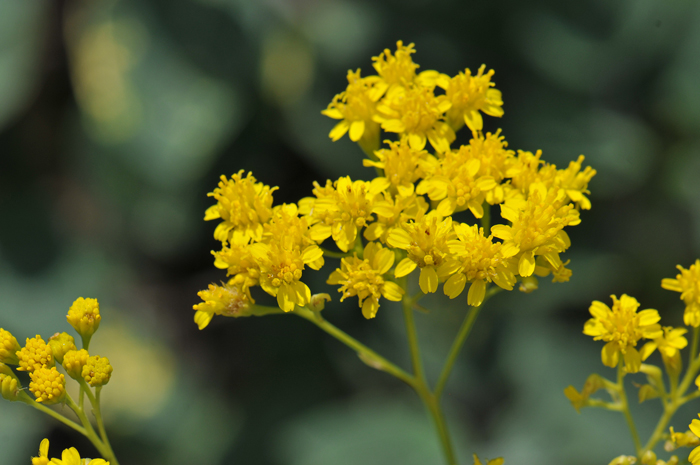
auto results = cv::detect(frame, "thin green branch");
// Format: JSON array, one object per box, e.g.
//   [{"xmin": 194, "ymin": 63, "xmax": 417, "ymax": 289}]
[{"xmin": 617, "ymin": 362, "xmax": 642, "ymax": 456}]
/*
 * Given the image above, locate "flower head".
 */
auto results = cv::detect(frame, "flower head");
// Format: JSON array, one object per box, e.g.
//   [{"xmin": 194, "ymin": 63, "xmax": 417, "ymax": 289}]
[
  {"xmin": 387, "ymin": 212, "xmax": 455, "ymax": 294},
  {"xmin": 303, "ymin": 176, "xmax": 389, "ymax": 252},
  {"xmin": 29, "ymin": 366, "xmax": 66, "ymax": 404},
  {"xmin": 193, "ymin": 281, "xmax": 253, "ymax": 330},
  {"xmin": 204, "ymin": 170, "xmax": 277, "ymax": 244},
  {"xmin": 62, "ymin": 349, "xmax": 89, "ymax": 380},
  {"xmin": 16, "ymin": 335, "xmax": 53, "ymax": 372},
  {"xmin": 371, "ymin": 41, "xmax": 418, "ymax": 89},
  {"xmin": 583, "ymin": 294, "xmax": 663, "ymax": 372},
  {"xmin": 662, "ymin": 260, "xmax": 700, "ymax": 327},
  {"xmin": 491, "ymin": 183, "xmax": 580, "ymax": 277},
  {"xmin": 374, "ymin": 84, "xmax": 454, "ymax": 153},
  {"xmin": 67, "ymin": 297, "xmax": 101, "ymax": 342},
  {"xmin": 439, "ymin": 65, "xmax": 503, "ymax": 132},
  {"xmin": 82, "ymin": 355, "xmax": 113, "ymax": 387},
  {"xmin": 363, "ymin": 138, "xmax": 435, "ymax": 197},
  {"xmin": 0, "ymin": 328, "xmax": 20, "ymax": 365},
  {"xmin": 34, "ymin": 440, "xmax": 110, "ymax": 465},
  {"xmin": 322, "ymin": 69, "xmax": 383, "ymax": 152},
  {"xmin": 327, "ymin": 242, "xmax": 403, "ymax": 319},
  {"xmin": 443, "ymin": 224, "xmax": 516, "ymax": 306},
  {"xmin": 364, "ymin": 192, "xmax": 428, "ymax": 245},
  {"xmin": 48, "ymin": 332, "xmax": 77, "ymax": 364}
]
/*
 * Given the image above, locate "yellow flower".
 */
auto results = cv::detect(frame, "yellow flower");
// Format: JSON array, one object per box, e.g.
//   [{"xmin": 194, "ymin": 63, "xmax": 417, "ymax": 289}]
[
  {"xmin": 211, "ymin": 235, "xmax": 260, "ymax": 291},
  {"xmin": 416, "ymin": 147, "xmax": 498, "ymax": 218},
  {"xmin": 193, "ymin": 281, "xmax": 253, "ymax": 330},
  {"xmin": 374, "ymin": 84, "xmax": 454, "ymax": 153},
  {"xmin": 62, "ymin": 349, "xmax": 89, "ymax": 380},
  {"xmin": 387, "ymin": 212, "xmax": 455, "ymax": 294},
  {"xmin": 322, "ymin": 69, "xmax": 383, "ymax": 153},
  {"xmin": 82, "ymin": 355, "xmax": 113, "ymax": 387},
  {"xmin": 0, "ymin": 328, "xmax": 20, "ymax": 365},
  {"xmin": 31, "ymin": 438, "xmax": 50, "ymax": 465},
  {"xmin": 669, "ymin": 426, "xmax": 699, "ymax": 449},
  {"xmin": 364, "ymin": 192, "xmax": 429, "ymax": 246},
  {"xmin": 250, "ymin": 241, "xmax": 322, "ymax": 312},
  {"xmin": 583, "ymin": 294, "xmax": 663, "ymax": 372},
  {"xmin": 473, "ymin": 454, "xmax": 504, "ymax": 465},
  {"xmin": 327, "ymin": 242, "xmax": 404, "ymax": 319},
  {"xmin": 463, "ymin": 130, "xmax": 515, "ymax": 205},
  {"xmin": 371, "ymin": 40, "xmax": 418, "ymax": 89},
  {"xmin": 363, "ymin": 138, "xmax": 436, "ymax": 197},
  {"xmin": 67, "ymin": 297, "xmax": 101, "ymax": 342},
  {"xmin": 46, "ymin": 445, "xmax": 110, "ymax": 465},
  {"xmin": 29, "ymin": 366, "xmax": 66, "ymax": 404},
  {"xmin": 563, "ymin": 373, "xmax": 605, "ymax": 413},
  {"xmin": 689, "ymin": 416, "xmax": 700, "ymax": 464},
  {"xmin": 48, "ymin": 332, "xmax": 77, "ymax": 364},
  {"xmin": 263, "ymin": 203, "xmax": 322, "ymax": 265},
  {"xmin": 303, "ymin": 176, "xmax": 389, "ymax": 252},
  {"xmin": 16, "ymin": 335, "xmax": 54, "ymax": 372},
  {"xmin": 662, "ymin": 260, "xmax": 700, "ymax": 327},
  {"xmin": 438, "ymin": 65, "xmax": 504, "ymax": 132},
  {"xmin": 640, "ymin": 326, "xmax": 688, "ymax": 360},
  {"xmin": 443, "ymin": 224, "xmax": 516, "ymax": 306},
  {"xmin": 555, "ymin": 155, "xmax": 597, "ymax": 210},
  {"xmin": 491, "ymin": 183, "xmax": 580, "ymax": 277},
  {"xmin": 204, "ymin": 170, "xmax": 277, "ymax": 244}
]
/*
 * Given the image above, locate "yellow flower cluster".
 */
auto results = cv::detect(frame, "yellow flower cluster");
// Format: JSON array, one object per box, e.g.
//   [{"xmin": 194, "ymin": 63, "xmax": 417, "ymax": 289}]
[
  {"xmin": 32, "ymin": 438, "xmax": 109, "ymax": 465},
  {"xmin": 0, "ymin": 297, "xmax": 113, "ymax": 405},
  {"xmin": 198, "ymin": 41, "xmax": 594, "ymax": 324},
  {"xmin": 662, "ymin": 259, "xmax": 700, "ymax": 327}
]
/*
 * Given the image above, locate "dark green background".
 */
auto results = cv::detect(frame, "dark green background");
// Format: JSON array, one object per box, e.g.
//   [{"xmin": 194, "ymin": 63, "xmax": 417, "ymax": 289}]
[{"xmin": 1, "ymin": 0, "xmax": 700, "ymax": 464}]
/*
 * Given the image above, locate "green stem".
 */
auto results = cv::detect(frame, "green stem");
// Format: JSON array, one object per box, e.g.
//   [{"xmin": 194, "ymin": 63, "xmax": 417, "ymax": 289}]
[
  {"xmin": 320, "ymin": 247, "xmax": 352, "ymax": 259},
  {"xmin": 19, "ymin": 392, "xmax": 87, "ymax": 436},
  {"xmin": 401, "ymin": 290, "xmax": 457, "ymax": 465},
  {"xmin": 434, "ymin": 285, "xmax": 501, "ymax": 400},
  {"xmin": 435, "ymin": 304, "xmax": 482, "ymax": 400},
  {"xmin": 690, "ymin": 326, "xmax": 700, "ymax": 367},
  {"xmin": 94, "ymin": 387, "xmax": 119, "ymax": 465},
  {"xmin": 293, "ymin": 306, "xmax": 415, "ymax": 387},
  {"xmin": 617, "ymin": 362, "xmax": 642, "ymax": 455},
  {"xmin": 65, "ymin": 394, "xmax": 112, "ymax": 461}
]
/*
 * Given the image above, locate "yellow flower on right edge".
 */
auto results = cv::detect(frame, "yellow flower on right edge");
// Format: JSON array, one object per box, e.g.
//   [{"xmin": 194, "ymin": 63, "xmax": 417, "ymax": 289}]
[
  {"xmin": 662, "ymin": 259, "xmax": 700, "ymax": 327},
  {"xmin": 583, "ymin": 294, "xmax": 663, "ymax": 372}
]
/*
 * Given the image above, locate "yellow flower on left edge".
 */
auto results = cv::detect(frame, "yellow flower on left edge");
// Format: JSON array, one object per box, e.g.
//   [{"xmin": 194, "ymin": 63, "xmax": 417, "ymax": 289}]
[{"xmin": 583, "ymin": 294, "xmax": 662, "ymax": 372}]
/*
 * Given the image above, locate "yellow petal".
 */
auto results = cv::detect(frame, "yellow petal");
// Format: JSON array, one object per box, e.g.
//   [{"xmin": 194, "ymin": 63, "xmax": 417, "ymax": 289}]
[
  {"xmin": 321, "ymin": 107, "xmax": 343, "ymax": 119},
  {"xmin": 39, "ymin": 439, "xmax": 49, "ymax": 457},
  {"xmin": 690, "ymin": 419, "xmax": 700, "ymax": 439},
  {"xmin": 204, "ymin": 204, "xmax": 220, "ymax": 221},
  {"xmin": 362, "ymin": 299, "xmax": 379, "ymax": 319},
  {"xmin": 381, "ymin": 281, "xmax": 404, "ymax": 301},
  {"xmin": 638, "ymin": 309, "xmax": 661, "ymax": 326},
  {"xmin": 689, "ymin": 444, "xmax": 700, "ymax": 464},
  {"xmin": 661, "ymin": 278, "xmax": 682, "ymax": 292},
  {"xmin": 387, "ymin": 228, "xmax": 412, "ymax": 249},
  {"xmin": 624, "ymin": 347, "xmax": 641, "ymax": 373},
  {"xmin": 310, "ymin": 224, "xmax": 332, "ymax": 242},
  {"xmin": 444, "ymin": 273, "xmax": 466, "ymax": 299},
  {"xmin": 467, "ymin": 279, "xmax": 486, "ymax": 306},
  {"xmin": 374, "ymin": 248, "xmax": 395, "ymax": 275},
  {"xmin": 349, "ymin": 120, "xmax": 365, "ymax": 142},
  {"xmin": 301, "ymin": 245, "xmax": 324, "ymax": 264},
  {"xmin": 329, "ymin": 120, "xmax": 350, "ymax": 141},
  {"xmin": 518, "ymin": 251, "xmax": 536, "ymax": 277},
  {"xmin": 464, "ymin": 110, "xmax": 483, "ymax": 131},
  {"xmin": 601, "ymin": 342, "xmax": 619, "ymax": 368},
  {"xmin": 194, "ymin": 311, "xmax": 214, "ymax": 330},
  {"xmin": 408, "ymin": 133, "xmax": 427, "ymax": 151},
  {"xmin": 639, "ymin": 341, "xmax": 657, "ymax": 361},
  {"xmin": 419, "ymin": 267, "xmax": 439, "ymax": 294},
  {"xmin": 437, "ymin": 198, "xmax": 457, "ymax": 216},
  {"xmin": 395, "ymin": 257, "xmax": 417, "ymax": 278}
]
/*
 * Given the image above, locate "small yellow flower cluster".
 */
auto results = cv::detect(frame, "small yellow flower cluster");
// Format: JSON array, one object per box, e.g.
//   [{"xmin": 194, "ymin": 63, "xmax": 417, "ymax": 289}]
[
  {"xmin": 32, "ymin": 438, "xmax": 109, "ymax": 465},
  {"xmin": 0, "ymin": 297, "xmax": 112, "ymax": 406},
  {"xmin": 198, "ymin": 41, "xmax": 595, "ymax": 324},
  {"xmin": 662, "ymin": 259, "xmax": 700, "ymax": 327}
]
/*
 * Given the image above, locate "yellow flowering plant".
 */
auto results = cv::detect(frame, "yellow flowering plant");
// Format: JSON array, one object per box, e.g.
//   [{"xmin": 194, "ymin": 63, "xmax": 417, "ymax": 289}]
[
  {"xmin": 194, "ymin": 41, "xmax": 596, "ymax": 465},
  {"xmin": 0, "ymin": 298, "xmax": 116, "ymax": 464},
  {"xmin": 565, "ymin": 260, "xmax": 700, "ymax": 465}
]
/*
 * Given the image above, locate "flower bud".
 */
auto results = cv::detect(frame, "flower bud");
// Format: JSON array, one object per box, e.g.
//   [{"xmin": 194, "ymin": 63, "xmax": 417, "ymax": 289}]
[
  {"xmin": 0, "ymin": 328, "xmax": 20, "ymax": 365},
  {"xmin": 82, "ymin": 355, "xmax": 113, "ymax": 387},
  {"xmin": 48, "ymin": 332, "xmax": 76, "ymax": 364},
  {"xmin": 608, "ymin": 455, "xmax": 636, "ymax": 465},
  {"xmin": 309, "ymin": 293, "xmax": 332, "ymax": 312},
  {"xmin": 0, "ymin": 372, "xmax": 21, "ymax": 401},
  {"xmin": 29, "ymin": 366, "xmax": 66, "ymax": 404},
  {"xmin": 67, "ymin": 297, "xmax": 101, "ymax": 344},
  {"xmin": 16, "ymin": 335, "xmax": 54, "ymax": 372},
  {"xmin": 640, "ymin": 450, "xmax": 656, "ymax": 465},
  {"xmin": 62, "ymin": 349, "xmax": 89, "ymax": 380}
]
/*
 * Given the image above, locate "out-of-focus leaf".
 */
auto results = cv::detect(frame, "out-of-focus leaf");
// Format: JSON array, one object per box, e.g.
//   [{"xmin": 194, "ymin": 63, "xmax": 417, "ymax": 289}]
[{"xmin": 0, "ymin": 1, "xmax": 49, "ymax": 131}]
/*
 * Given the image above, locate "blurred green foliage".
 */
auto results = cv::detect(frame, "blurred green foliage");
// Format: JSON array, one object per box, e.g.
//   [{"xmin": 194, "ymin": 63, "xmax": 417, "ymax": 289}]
[{"xmin": 1, "ymin": 0, "xmax": 699, "ymax": 464}]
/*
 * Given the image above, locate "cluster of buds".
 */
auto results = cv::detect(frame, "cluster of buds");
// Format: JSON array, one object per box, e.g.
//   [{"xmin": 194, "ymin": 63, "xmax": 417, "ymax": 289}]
[{"xmin": 0, "ymin": 297, "xmax": 112, "ymax": 406}]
